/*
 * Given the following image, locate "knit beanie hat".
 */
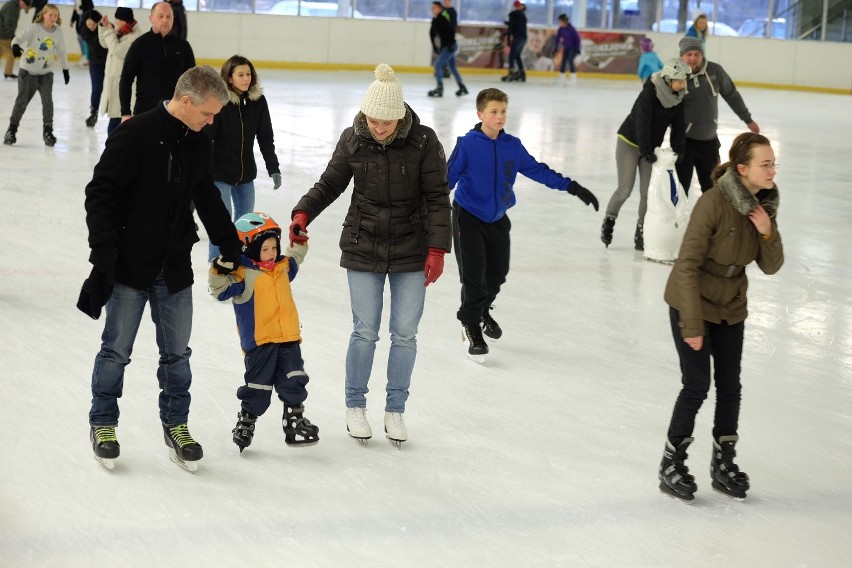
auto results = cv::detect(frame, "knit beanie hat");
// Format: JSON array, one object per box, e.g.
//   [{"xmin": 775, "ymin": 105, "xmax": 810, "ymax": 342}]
[
  {"xmin": 679, "ymin": 36, "xmax": 704, "ymax": 56},
  {"xmin": 360, "ymin": 64, "xmax": 405, "ymax": 120},
  {"xmin": 115, "ymin": 7, "xmax": 134, "ymax": 21}
]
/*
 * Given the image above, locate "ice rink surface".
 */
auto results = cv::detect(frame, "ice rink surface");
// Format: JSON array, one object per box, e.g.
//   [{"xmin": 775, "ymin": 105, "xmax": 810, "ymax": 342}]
[{"xmin": 1, "ymin": 66, "xmax": 850, "ymax": 567}]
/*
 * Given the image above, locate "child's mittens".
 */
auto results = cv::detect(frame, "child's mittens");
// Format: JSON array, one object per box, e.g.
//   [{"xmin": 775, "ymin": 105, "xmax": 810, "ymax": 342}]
[
  {"xmin": 285, "ymin": 241, "xmax": 309, "ymax": 266},
  {"xmin": 567, "ymin": 180, "xmax": 599, "ymax": 211},
  {"xmin": 63, "ymin": 69, "xmax": 70, "ymax": 84},
  {"xmin": 12, "ymin": 44, "xmax": 22, "ymax": 58},
  {"xmin": 208, "ymin": 263, "xmax": 234, "ymax": 298}
]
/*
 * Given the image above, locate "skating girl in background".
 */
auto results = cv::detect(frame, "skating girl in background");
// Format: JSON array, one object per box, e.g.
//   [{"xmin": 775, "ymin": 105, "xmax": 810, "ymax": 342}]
[
  {"xmin": 686, "ymin": 13, "xmax": 709, "ymax": 45},
  {"xmin": 205, "ymin": 55, "xmax": 281, "ymax": 261},
  {"xmin": 658, "ymin": 132, "xmax": 784, "ymax": 502},
  {"xmin": 97, "ymin": 7, "xmax": 142, "ymax": 136},
  {"xmin": 553, "ymin": 14, "xmax": 581, "ymax": 85},
  {"xmin": 3, "ymin": 3, "xmax": 69, "ymax": 146},
  {"xmin": 637, "ymin": 37, "xmax": 663, "ymax": 82}
]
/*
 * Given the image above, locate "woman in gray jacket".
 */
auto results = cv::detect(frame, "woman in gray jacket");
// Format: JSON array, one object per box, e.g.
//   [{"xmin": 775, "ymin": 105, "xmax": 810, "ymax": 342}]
[
  {"xmin": 658, "ymin": 132, "xmax": 783, "ymax": 502},
  {"xmin": 290, "ymin": 64, "xmax": 452, "ymax": 448}
]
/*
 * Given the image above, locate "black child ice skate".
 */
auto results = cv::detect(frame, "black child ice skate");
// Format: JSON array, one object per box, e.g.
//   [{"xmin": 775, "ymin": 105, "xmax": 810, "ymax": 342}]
[
  {"xmin": 163, "ymin": 423, "xmax": 203, "ymax": 472},
  {"xmin": 659, "ymin": 437, "xmax": 698, "ymax": 502},
  {"xmin": 711, "ymin": 435, "xmax": 750, "ymax": 499},
  {"xmin": 481, "ymin": 307, "xmax": 503, "ymax": 340},
  {"xmin": 283, "ymin": 404, "xmax": 319, "ymax": 447},
  {"xmin": 601, "ymin": 216, "xmax": 615, "ymax": 247},
  {"xmin": 232, "ymin": 410, "xmax": 257, "ymax": 453},
  {"xmin": 43, "ymin": 123, "xmax": 56, "ymax": 147},
  {"xmin": 90, "ymin": 426, "xmax": 120, "ymax": 470}
]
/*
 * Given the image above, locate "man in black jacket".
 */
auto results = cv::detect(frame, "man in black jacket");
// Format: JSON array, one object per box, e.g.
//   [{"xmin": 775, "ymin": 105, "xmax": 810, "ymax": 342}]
[
  {"xmin": 428, "ymin": 1, "xmax": 466, "ymax": 98},
  {"xmin": 83, "ymin": 65, "xmax": 242, "ymax": 471},
  {"xmin": 118, "ymin": 1, "xmax": 194, "ymax": 121}
]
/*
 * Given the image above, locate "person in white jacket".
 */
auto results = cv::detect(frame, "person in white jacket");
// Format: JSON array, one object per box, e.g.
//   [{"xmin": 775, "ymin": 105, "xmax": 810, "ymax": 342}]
[{"xmin": 97, "ymin": 6, "xmax": 141, "ymax": 135}]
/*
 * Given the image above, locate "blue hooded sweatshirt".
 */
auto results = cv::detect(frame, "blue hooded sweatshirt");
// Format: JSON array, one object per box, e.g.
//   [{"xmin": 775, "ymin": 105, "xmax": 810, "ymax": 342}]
[{"xmin": 448, "ymin": 124, "xmax": 572, "ymax": 223}]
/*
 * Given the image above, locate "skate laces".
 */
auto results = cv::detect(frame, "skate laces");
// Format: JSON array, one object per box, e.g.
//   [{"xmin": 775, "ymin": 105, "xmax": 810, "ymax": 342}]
[
  {"xmin": 482, "ymin": 310, "xmax": 499, "ymax": 331},
  {"xmin": 94, "ymin": 426, "xmax": 117, "ymax": 443},
  {"xmin": 167, "ymin": 424, "xmax": 197, "ymax": 447}
]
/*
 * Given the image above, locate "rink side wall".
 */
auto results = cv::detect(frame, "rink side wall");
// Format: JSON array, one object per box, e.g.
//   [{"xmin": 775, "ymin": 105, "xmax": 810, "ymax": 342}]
[{"xmin": 49, "ymin": 7, "xmax": 852, "ymax": 94}]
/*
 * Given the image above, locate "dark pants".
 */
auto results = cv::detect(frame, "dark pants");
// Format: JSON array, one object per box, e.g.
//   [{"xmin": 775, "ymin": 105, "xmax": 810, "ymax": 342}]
[
  {"xmin": 666, "ymin": 308, "xmax": 744, "ymax": 446},
  {"xmin": 453, "ymin": 202, "xmax": 511, "ymax": 326},
  {"xmin": 10, "ymin": 69, "xmax": 54, "ymax": 125},
  {"xmin": 508, "ymin": 37, "xmax": 527, "ymax": 73},
  {"xmin": 239, "ymin": 342, "xmax": 309, "ymax": 416},
  {"xmin": 675, "ymin": 136, "xmax": 721, "ymax": 195},
  {"xmin": 107, "ymin": 117, "xmax": 121, "ymax": 136},
  {"xmin": 89, "ymin": 63, "xmax": 105, "ymax": 111},
  {"xmin": 560, "ymin": 48, "xmax": 580, "ymax": 73}
]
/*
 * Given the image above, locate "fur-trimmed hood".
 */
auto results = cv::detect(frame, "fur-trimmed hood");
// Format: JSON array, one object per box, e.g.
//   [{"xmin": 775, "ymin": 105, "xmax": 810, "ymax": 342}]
[
  {"xmin": 353, "ymin": 104, "xmax": 415, "ymax": 145},
  {"xmin": 227, "ymin": 83, "xmax": 263, "ymax": 105},
  {"xmin": 716, "ymin": 166, "xmax": 779, "ymax": 218}
]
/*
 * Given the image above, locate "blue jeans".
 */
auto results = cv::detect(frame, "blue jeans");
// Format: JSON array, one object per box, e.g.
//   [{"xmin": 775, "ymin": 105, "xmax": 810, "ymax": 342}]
[
  {"xmin": 508, "ymin": 37, "xmax": 527, "ymax": 73},
  {"xmin": 433, "ymin": 46, "xmax": 463, "ymax": 86},
  {"xmin": 209, "ymin": 180, "xmax": 255, "ymax": 261},
  {"xmin": 345, "ymin": 270, "xmax": 426, "ymax": 413},
  {"xmin": 89, "ymin": 274, "xmax": 194, "ymax": 427}
]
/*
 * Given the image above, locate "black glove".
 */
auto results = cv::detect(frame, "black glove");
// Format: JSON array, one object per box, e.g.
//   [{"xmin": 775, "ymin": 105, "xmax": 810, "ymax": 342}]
[
  {"xmin": 77, "ymin": 267, "xmax": 114, "ymax": 320},
  {"xmin": 567, "ymin": 180, "xmax": 599, "ymax": 212},
  {"xmin": 675, "ymin": 153, "xmax": 684, "ymax": 165},
  {"xmin": 89, "ymin": 247, "xmax": 116, "ymax": 285},
  {"xmin": 12, "ymin": 44, "xmax": 22, "ymax": 58},
  {"xmin": 212, "ymin": 248, "xmax": 241, "ymax": 275},
  {"xmin": 63, "ymin": 69, "xmax": 70, "ymax": 84},
  {"xmin": 642, "ymin": 153, "xmax": 657, "ymax": 164}
]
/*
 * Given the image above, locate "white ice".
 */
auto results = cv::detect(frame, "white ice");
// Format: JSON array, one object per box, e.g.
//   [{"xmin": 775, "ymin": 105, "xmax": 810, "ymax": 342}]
[{"xmin": 1, "ymin": 68, "xmax": 851, "ymax": 567}]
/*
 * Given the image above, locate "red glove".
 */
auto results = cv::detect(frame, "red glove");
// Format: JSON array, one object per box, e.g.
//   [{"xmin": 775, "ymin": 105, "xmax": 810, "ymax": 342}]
[
  {"xmin": 423, "ymin": 248, "xmax": 445, "ymax": 287},
  {"xmin": 289, "ymin": 211, "xmax": 309, "ymax": 246}
]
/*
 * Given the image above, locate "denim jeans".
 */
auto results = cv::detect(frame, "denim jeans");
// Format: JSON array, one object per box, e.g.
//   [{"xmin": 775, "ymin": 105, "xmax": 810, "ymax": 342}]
[
  {"xmin": 89, "ymin": 274, "xmax": 194, "ymax": 427},
  {"xmin": 209, "ymin": 180, "xmax": 255, "ymax": 260},
  {"xmin": 345, "ymin": 270, "xmax": 426, "ymax": 413},
  {"xmin": 508, "ymin": 37, "xmax": 527, "ymax": 73},
  {"xmin": 433, "ymin": 46, "xmax": 463, "ymax": 86}
]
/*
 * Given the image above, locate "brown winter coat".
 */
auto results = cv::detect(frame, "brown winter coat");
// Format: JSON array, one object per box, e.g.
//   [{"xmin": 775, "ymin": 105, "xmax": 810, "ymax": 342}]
[
  {"xmin": 664, "ymin": 167, "xmax": 783, "ymax": 338},
  {"xmin": 293, "ymin": 106, "xmax": 452, "ymax": 273}
]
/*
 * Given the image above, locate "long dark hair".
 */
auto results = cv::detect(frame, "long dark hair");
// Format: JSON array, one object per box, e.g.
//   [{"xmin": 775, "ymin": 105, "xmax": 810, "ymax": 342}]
[
  {"xmin": 220, "ymin": 55, "xmax": 258, "ymax": 94},
  {"xmin": 712, "ymin": 132, "xmax": 771, "ymax": 183}
]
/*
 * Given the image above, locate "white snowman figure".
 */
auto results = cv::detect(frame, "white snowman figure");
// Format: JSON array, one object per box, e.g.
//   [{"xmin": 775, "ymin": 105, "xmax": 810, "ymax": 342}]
[{"xmin": 643, "ymin": 147, "xmax": 689, "ymax": 263}]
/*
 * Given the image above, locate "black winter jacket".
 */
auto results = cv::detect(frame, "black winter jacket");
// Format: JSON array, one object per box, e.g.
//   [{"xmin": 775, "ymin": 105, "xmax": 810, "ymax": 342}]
[
  {"xmin": 293, "ymin": 106, "xmax": 452, "ymax": 274},
  {"xmin": 204, "ymin": 84, "xmax": 279, "ymax": 185},
  {"xmin": 85, "ymin": 102, "xmax": 242, "ymax": 293},
  {"xmin": 119, "ymin": 30, "xmax": 195, "ymax": 116},
  {"xmin": 430, "ymin": 11, "xmax": 455, "ymax": 52},
  {"xmin": 506, "ymin": 9, "xmax": 527, "ymax": 40},
  {"xmin": 617, "ymin": 77, "xmax": 686, "ymax": 158}
]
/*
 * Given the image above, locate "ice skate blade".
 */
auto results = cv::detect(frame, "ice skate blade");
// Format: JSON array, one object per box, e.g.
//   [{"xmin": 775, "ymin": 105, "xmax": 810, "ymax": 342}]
[
  {"xmin": 386, "ymin": 436, "xmax": 405, "ymax": 450},
  {"xmin": 285, "ymin": 440, "xmax": 319, "ymax": 448},
  {"xmin": 659, "ymin": 481, "xmax": 695, "ymax": 502},
  {"xmin": 466, "ymin": 352, "xmax": 487, "ymax": 364},
  {"xmin": 94, "ymin": 455, "xmax": 115, "ymax": 470},
  {"xmin": 348, "ymin": 432, "xmax": 371, "ymax": 446},
  {"xmin": 169, "ymin": 449, "xmax": 199, "ymax": 473},
  {"xmin": 711, "ymin": 481, "xmax": 747, "ymax": 500}
]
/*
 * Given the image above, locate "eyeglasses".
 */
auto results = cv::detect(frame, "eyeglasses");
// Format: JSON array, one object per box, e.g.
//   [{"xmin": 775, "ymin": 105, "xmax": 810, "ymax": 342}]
[{"xmin": 749, "ymin": 162, "xmax": 780, "ymax": 171}]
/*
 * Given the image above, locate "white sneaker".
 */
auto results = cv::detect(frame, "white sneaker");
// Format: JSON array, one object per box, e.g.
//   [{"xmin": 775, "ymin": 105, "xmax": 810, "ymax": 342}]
[
  {"xmin": 384, "ymin": 411, "xmax": 407, "ymax": 443},
  {"xmin": 346, "ymin": 407, "xmax": 372, "ymax": 440}
]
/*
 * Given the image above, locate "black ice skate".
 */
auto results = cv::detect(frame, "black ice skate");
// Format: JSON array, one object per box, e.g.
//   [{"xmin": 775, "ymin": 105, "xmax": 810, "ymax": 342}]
[
  {"xmin": 455, "ymin": 83, "xmax": 469, "ymax": 97},
  {"xmin": 3, "ymin": 123, "xmax": 17, "ymax": 145},
  {"xmin": 601, "ymin": 216, "xmax": 615, "ymax": 247},
  {"xmin": 711, "ymin": 435, "xmax": 750, "ymax": 499},
  {"xmin": 163, "ymin": 423, "xmax": 203, "ymax": 472},
  {"xmin": 481, "ymin": 307, "xmax": 503, "ymax": 340},
  {"xmin": 43, "ymin": 123, "xmax": 56, "ymax": 147},
  {"xmin": 428, "ymin": 85, "xmax": 444, "ymax": 98},
  {"xmin": 283, "ymin": 404, "xmax": 319, "ymax": 447},
  {"xmin": 659, "ymin": 437, "xmax": 698, "ymax": 502},
  {"xmin": 232, "ymin": 410, "xmax": 257, "ymax": 453},
  {"xmin": 634, "ymin": 223, "xmax": 644, "ymax": 251},
  {"xmin": 462, "ymin": 323, "xmax": 488, "ymax": 363},
  {"xmin": 85, "ymin": 107, "xmax": 98, "ymax": 128},
  {"xmin": 90, "ymin": 426, "xmax": 120, "ymax": 470}
]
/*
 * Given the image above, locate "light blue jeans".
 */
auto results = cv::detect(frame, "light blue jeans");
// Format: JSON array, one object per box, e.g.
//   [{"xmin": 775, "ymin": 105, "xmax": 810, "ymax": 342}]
[
  {"xmin": 89, "ymin": 273, "xmax": 194, "ymax": 427},
  {"xmin": 345, "ymin": 270, "xmax": 426, "ymax": 413},
  {"xmin": 209, "ymin": 180, "xmax": 255, "ymax": 261}
]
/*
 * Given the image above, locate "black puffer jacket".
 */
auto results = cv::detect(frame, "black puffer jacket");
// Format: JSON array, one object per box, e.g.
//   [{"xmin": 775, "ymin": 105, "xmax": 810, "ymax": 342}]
[
  {"xmin": 293, "ymin": 105, "xmax": 452, "ymax": 273},
  {"xmin": 618, "ymin": 77, "xmax": 686, "ymax": 157},
  {"xmin": 205, "ymin": 84, "xmax": 279, "ymax": 185},
  {"xmin": 85, "ymin": 102, "xmax": 242, "ymax": 292}
]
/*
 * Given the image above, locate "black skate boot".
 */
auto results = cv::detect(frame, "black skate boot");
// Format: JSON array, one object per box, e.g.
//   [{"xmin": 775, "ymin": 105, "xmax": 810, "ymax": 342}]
[
  {"xmin": 501, "ymin": 70, "xmax": 516, "ymax": 82},
  {"xmin": 515, "ymin": 70, "xmax": 526, "ymax": 82},
  {"xmin": 634, "ymin": 223, "xmax": 644, "ymax": 251},
  {"xmin": 85, "ymin": 107, "xmax": 98, "ymax": 127},
  {"xmin": 601, "ymin": 216, "xmax": 615, "ymax": 247},
  {"xmin": 43, "ymin": 123, "xmax": 56, "ymax": 147},
  {"xmin": 232, "ymin": 410, "xmax": 257, "ymax": 453},
  {"xmin": 481, "ymin": 306, "xmax": 503, "ymax": 340},
  {"xmin": 455, "ymin": 83, "xmax": 469, "ymax": 97},
  {"xmin": 90, "ymin": 426, "xmax": 120, "ymax": 465},
  {"xmin": 427, "ymin": 85, "xmax": 444, "ymax": 98},
  {"xmin": 282, "ymin": 404, "xmax": 319, "ymax": 447},
  {"xmin": 462, "ymin": 322, "xmax": 489, "ymax": 363},
  {"xmin": 163, "ymin": 423, "xmax": 203, "ymax": 470},
  {"xmin": 3, "ymin": 123, "xmax": 17, "ymax": 145},
  {"xmin": 711, "ymin": 435, "xmax": 750, "ymax": 499},
  {"xmin": 659, "ymin": 437, "xmax": 698, "ymax": 501}
]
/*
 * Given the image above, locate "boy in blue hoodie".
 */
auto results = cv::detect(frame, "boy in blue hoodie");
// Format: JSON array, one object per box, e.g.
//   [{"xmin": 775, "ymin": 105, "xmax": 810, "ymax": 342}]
[{"xmin": 447, "ymin": 88, "xmax": 599, "ymax": 361}]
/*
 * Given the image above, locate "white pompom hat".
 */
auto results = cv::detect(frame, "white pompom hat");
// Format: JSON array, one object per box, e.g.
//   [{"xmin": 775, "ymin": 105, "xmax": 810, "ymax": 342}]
[{"xmin": 360, "ymin": 63, "xmax": 405, "ymax": 120}]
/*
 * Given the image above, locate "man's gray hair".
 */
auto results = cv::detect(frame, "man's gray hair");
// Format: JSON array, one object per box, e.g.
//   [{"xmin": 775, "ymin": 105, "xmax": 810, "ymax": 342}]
[{"xmin": 173, "ymin": 65, "xmax": 230, "ymax": 105}]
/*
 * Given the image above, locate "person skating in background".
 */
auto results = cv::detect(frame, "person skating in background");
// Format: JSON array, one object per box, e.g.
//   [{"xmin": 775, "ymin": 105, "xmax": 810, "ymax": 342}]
[
  {"xmin": 209, "ymin": 212, "xmax": 319, "ymax": 452},
  {"xmin": 3, "ymin": 3, "xmax": 69, "ymax": 147},
  {"xmin": 205, "ymin": 55, "xmax": 281, "ymax": 262},
  {"xmin": 553, "ymin": 13, "xmax": 581, "ymax": 85},
  {"xmin": 502, "ymin": 1, "xmax": 527, "ymax": 82},
  {"xmin": 658, "ymin": 132, "xmax": 783, "ymax": 502},
  {"xmin": 165, "ymin": 0, "xmax": 187, "ymax": 40},
  {"xmin": 601, "ymin": 59, "xmax": 688, "ymax": 251},
  {"xmin": 428, "ymin": 1, "xmax": 467, "ymax": 97},
  {"xmin": 0, "ymin": 0, "xmax": 33, "ymax": 80},
  {"xmin": 447, "ymin": 88, "xmax": 598, "ymax": 361},
  {"xmin": 440, "ymin": 0, "xmax": 457, "ymax": 79},
  {"xmin": 78, "ymin": 8, "xmax": 106, "ymax": 128},
  {"xmin": 290, "ymin": 64, "xmax": 451, "ymax": 447},
  {"xmin": 637, "ymin": 37, "xmax": 663, "ymax": 82},
  {"xmin": 82, "ymin": 66, "xmax": 243, "ymax": 471},
  {"xmin": 69, "ymin": 0, "xmax": 93, "ymax": 66},
  {"xmin": 686, "ymin": 13, "xmax": 709, "ymax": 45},
  {"xmin": 676, "ymin": 36, "xmax": 759, "ymax": 194},
  {"xmin": 97, "ymin": 7, "xmax": 142, "ymax": 135}
]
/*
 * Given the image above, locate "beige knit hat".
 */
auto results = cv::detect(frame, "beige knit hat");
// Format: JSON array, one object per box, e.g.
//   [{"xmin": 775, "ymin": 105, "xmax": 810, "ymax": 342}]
[{"xmin": 360, "ymin": 63, "xmax": 405, "ymax": 120}]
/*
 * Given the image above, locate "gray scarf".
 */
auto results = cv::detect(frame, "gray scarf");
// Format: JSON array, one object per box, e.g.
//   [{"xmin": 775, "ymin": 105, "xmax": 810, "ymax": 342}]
[
  {"xmin": 651, "ymin": 72, "xmax": 685, "ymax": 109},
  {"xmin": 716, "ymin": 167, "xmax": 780, "ymax": 218}
]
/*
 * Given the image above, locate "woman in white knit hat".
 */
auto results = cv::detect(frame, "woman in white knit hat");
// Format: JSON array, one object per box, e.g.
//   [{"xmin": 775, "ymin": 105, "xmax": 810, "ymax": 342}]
[{"xmin": 290, "ymin": 64, "xmax": 452, "ymax": 448}]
